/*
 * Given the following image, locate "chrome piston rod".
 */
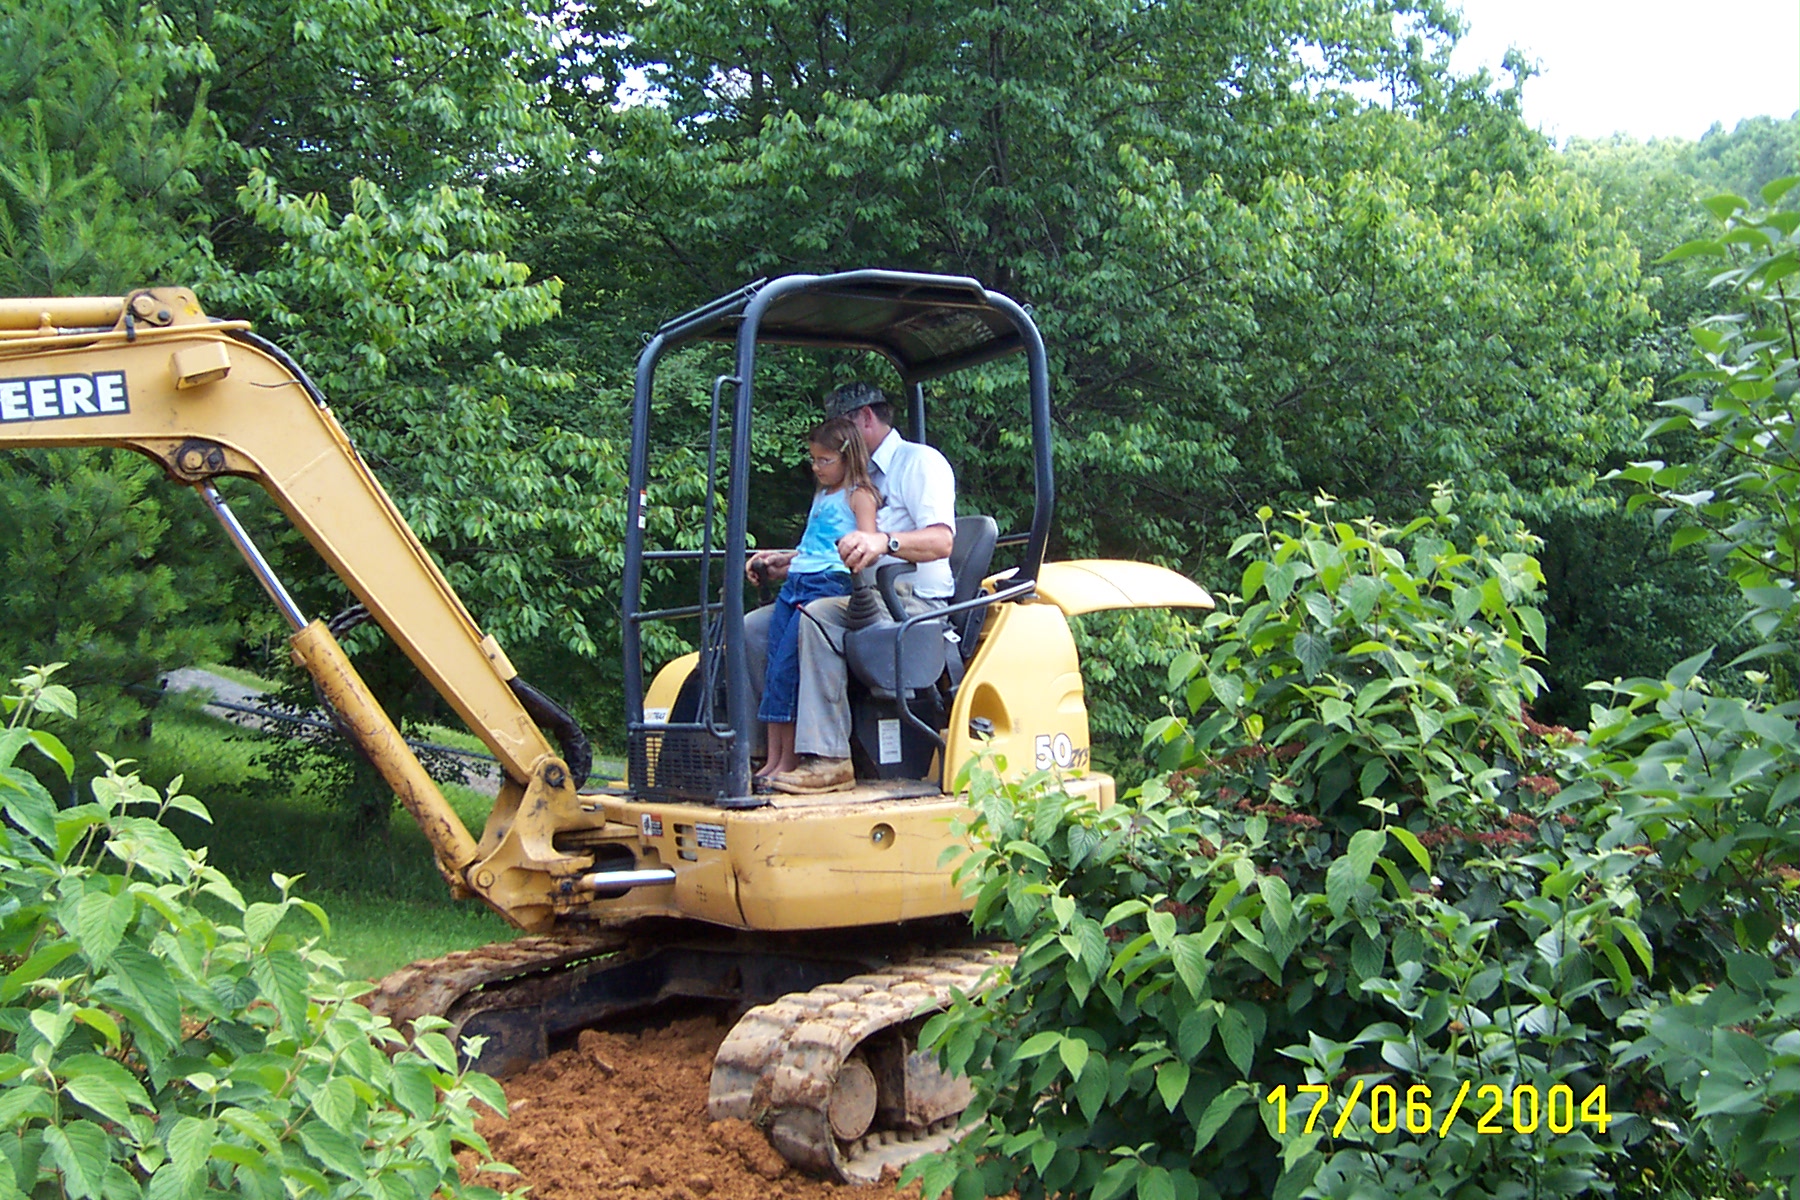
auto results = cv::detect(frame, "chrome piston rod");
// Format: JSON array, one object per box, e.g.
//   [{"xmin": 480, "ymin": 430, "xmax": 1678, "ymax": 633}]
[
  {"xmin": 579, "ymin": 868, "xmax": 678, "ymax": 891},
  {"xmin": 198, "ymin": 483, "xmax": 308, "ymax": 632}
]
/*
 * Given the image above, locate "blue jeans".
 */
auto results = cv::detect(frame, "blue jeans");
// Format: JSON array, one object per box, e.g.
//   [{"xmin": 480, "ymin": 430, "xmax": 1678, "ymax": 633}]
[{"xmin": 757, "ymin": 570, "xmax": 854, "ymax": 724}]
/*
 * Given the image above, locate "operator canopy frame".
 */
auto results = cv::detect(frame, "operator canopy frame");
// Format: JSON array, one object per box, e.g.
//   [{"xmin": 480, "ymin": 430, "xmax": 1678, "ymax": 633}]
[{"xmin": 622, "ymin": 270, "xmax": 1056, "ymax": 804}]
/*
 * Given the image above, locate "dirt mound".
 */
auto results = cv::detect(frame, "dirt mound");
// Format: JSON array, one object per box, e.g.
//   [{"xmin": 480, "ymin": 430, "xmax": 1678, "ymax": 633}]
[{"xmin": 471, "ymin": 1015, "xmax": 919, "ymax": 1200}]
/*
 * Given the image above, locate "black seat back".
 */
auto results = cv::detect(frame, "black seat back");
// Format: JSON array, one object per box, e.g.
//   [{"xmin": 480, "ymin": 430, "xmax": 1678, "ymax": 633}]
[{"xmin": 947, "ymin": 514, "xmax": 999, "ymax": 655}]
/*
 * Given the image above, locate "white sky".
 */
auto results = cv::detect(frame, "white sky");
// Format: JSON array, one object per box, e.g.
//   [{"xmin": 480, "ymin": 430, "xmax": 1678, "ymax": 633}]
[{"xmin": 1446, "ymin": 0, "xmax": 1800, "ymax": 143}]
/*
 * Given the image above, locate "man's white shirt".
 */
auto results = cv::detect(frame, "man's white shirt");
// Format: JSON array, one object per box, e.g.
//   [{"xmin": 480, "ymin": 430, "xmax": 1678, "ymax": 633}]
[{"xmin": 868, "ymin": 429, "xmax": 956, "ymax": 598}]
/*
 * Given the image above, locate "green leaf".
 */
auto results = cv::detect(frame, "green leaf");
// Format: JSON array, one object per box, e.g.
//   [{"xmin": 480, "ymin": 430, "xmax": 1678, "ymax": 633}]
[
  {"xmin": 1170, "ymin": 933, "xmax": 1210, "ymax": 997},
  {"xmin": 1319, "ymin": 698, "xmax": 1352, "ymax": 729},
  {"xmin": 144, "ymin": 1164, "xmax": 192, "ymax": 1200},
  {"xmin": 1208, "ymin": 672, "xmax": 1244, "ymax": 710},
  {"xmin": 251, "ymin": 949, "xmax": 311, "ymax": 1033},
  {"xmin": 1155, "ymin": 1061, "xmax": 1190, "ymax": 1112},
  {"xmin": 98, "ymin": 944, "xmax": 182, "ymax": 1049},
  {"xmin": 1091, "ymin": 1158, "xmax": 1140, "ymax": 1200},
  {"xmin": 0, "ymin": 1083, "xmax": 54, "ymax": 1126},
  {"xmin": 75, "ymin": 889, "xmax": 137, "ymax": 964},
  {"xmin": 71, "ymin": 1008, "xmax": 121, "ymax": 1051},
  {"xmin": 1259, "ymin": 875, "xmax": 1292, "ymax": 932},
  {"xmin": 1340, "ymin": 575, "xmax": 1381, "ymax": 622},
  {"xmin": 1016, "ymin": 1032, "xmax": 1063, "ymax": 1059},
  {"xmin": 1146, "ymin": 908, "xmax": 1176, "ymax": 948},
  {"xmin": 1137, "ymin": 1165, "xmax": 1175, "ymax": 1200},
  {"xmin": 1388, "ymin": 827, "xmax": 1431, "ymax": 873},
  {"xmin": 1058, "ymin": 1036, "xmax": 1090, "ymax": 1080},
  {"xmin": 298, "ymin": 1120, "xmax": 368, "ymax": 1179},
  {"xmin": 390, "ymin": 1062, "xmax": 438, "ymax": 1119},
  {"xmin": 312, "ymin": 1077, "xmax": 357, "ymax": 1134},
  {"xmin": 1657, "ymin": 237, "xmax": 1724, "ymax": 263},
  {"xmin": 43, "ymin": 1121, "xmax": 110, "ymax": 1200},
  {"xmin": 1192, "ymin": 1086, "xmax": 1251, "ymax": 1154},
  {"xmin": 1517, "ymin": 606, "xmax": 1546, "ymax": 650},
  {"xmin": 1346, "ymin": 828, "xmax": 1385, "ymax": 883},
  {"xmin": 166, "ymin": 1117, "xmax": 213, "ymax": 1181},
  {"xmin": 1759, "ymin": 174, "xmax": 1799, "ymax": 205},
  {"xmin": 0, "ymin": 727, "xmax": 25, "ymax": 772},
  {"xmin": 27, "ymin": 730, "xmax": 74, "ymax": 779},
  {"xmin": 1451, "ymin": 585, "xmax": 1481, "ymax": 626},
  {"xmin": 1178, "ymin": 1008, "xmax": 1218, "ymax": 1059},
  {"xmin": 1, "ymin": 767, "xmax": 59, "ymax": 847},
  {"xmin": 1617, "ymin": 920, "xmax": 1654, "ymax": 973},
  {"xmin": 465, "ymin": 1072, "xmax": 508, "ymax": 1118},
  {"xmin": 1, "ymin": 939, "xmax": 80, "ymax": 1003},
  {"xmin": 59, "ymin": 1055, "xmax": 153, "ymax": 1126},
  {"xmin": 1218, "ymin": 1007, "xmax": 1254, "ymax": 1075},
  {"xmin": 1292, "ymin": 631, "xmax": 1331, "ymax": 680},
  {"xmin": 1168, "ymin": 651, "xmax": 1202, "ymax": 692},
  {"xmin": 1074, "ymin": 1057, "xmax": 1109, "ymax": 1122},
  {"xmin": 1272, "ymin": 1151, "xmax": 1323, "ymax": 1200},
  {"xmin": 1325, "ymin": 856, "xmax": 1359, "ymax": 917}
]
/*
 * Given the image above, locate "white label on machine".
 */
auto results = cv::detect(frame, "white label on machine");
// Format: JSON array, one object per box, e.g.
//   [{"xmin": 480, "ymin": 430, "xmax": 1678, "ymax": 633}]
[
  {"xmin": 644, "ymin": 707, "xmax": 669, "ymax": 725},
  {"xmin": 0, "ymin": 372, "xmax": 129, "ymax": 422},
  {"xmin": 696, "ymin": 823, "xmax": 727, "ymax": 850},
  {"xmin": 878, "ymin": 719, "xmax": 902, "ymax": 763},
  {"xmin": 640, "ymin": 814, "xmax": 663, "ymax": 838}
]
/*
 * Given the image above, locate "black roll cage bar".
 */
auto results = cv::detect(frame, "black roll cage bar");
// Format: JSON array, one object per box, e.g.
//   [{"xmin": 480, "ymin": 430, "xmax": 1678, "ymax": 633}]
[{"xmin": 620, "ymin": 270, "xmax": 1056, "ymax": 800}]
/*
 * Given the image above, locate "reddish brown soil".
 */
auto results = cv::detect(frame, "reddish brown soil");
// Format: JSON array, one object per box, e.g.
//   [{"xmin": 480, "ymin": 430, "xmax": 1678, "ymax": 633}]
[{"xmin": 469, "ymin": 1015, "xmax": 918, "ymax": 1200}]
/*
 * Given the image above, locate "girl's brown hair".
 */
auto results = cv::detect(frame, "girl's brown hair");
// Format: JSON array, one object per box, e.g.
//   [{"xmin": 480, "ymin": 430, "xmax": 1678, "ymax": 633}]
[{"xmin": 809, "ymin": 416, "xmax": 878, "ymax": 502}]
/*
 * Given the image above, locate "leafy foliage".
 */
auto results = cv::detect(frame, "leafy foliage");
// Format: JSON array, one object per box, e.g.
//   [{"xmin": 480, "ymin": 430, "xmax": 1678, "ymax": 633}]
[
  {"xmin": 0, "ymin": 665, "xmax": 520, "ymax": 1200},
  {"xmin": 0, "ymin": 454, "xmax": 241, "ymax": 747},
  {"xmin": 1612, "ymin": 177, "xmax": 1800, "ymax": 659},
  {"xmin": 1593, "ymin": 179, "xmax": 1800, "ymax": 1190},
  {"xmin": 911, "ymin": 489, "xmax": 1795, "ymax": 1199}
]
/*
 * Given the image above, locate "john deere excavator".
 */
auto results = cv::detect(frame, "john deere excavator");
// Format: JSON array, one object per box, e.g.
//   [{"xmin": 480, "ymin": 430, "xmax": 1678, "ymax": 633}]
[{"xmin": 0, "ymin": 273, "xmax": 1213, "ymax": 1182}]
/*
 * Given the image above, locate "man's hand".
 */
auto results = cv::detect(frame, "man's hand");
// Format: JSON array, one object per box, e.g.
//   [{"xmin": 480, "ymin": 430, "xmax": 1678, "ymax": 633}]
[
  {"xmin": 836, "ymin": 529, "xmax": 891, "ymax": 572},
  {"xmin": 746, "ymin": 549, "xmax": 795, "ymax": 585}
]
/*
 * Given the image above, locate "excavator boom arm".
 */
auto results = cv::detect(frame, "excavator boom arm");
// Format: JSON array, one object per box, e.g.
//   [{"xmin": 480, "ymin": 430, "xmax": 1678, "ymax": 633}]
[{"xmin": 0, "ymin": 289, "xmax": 596, "ymax": 928}]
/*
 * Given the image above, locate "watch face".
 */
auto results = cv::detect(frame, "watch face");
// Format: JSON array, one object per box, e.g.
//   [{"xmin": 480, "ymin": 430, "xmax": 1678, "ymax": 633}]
[{"xmin": 887, "ymin": 536, "xmax": 902, "ymax": 553}]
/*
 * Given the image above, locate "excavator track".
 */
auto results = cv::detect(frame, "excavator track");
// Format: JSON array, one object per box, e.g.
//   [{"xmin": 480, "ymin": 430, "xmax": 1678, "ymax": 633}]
[
  {"xmin": 707, "ymin": 945, "xmax": 1016, "ymax": 1184},
  {"xmin": 365, "ymin": 930, "xmax": 628, "ymax": 1036}
]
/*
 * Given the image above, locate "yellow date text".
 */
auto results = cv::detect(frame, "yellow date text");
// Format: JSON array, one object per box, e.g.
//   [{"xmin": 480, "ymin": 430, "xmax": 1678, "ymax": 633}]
[{"xmin": 1263, "ymin": 1081, "xmax": 1611, "ymax": 1138}]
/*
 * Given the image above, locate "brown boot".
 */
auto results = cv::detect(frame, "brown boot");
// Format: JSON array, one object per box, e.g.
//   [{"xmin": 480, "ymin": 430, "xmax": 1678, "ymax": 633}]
[{"xmin": 768, "ymin": 755, "xmax": 854, "ymax": 794}]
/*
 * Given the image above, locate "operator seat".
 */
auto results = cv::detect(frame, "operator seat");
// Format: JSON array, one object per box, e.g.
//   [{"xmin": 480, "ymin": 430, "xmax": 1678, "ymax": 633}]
[{"xmin": 842, "ymin": 514, "xmax": 1000, "ymax": 779}]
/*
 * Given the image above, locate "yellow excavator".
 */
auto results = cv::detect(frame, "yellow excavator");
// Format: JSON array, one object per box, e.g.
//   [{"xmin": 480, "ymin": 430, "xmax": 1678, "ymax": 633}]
[{"xmin": 0, "ymin": 273, "xmax": 1212, "ymax": 1182}]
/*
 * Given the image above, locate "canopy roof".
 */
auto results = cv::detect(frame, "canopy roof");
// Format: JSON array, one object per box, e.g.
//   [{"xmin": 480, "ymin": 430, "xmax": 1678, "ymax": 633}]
[{"xmin": 652, "ymin": 271, "xmax": 1027, "ymax": 384}]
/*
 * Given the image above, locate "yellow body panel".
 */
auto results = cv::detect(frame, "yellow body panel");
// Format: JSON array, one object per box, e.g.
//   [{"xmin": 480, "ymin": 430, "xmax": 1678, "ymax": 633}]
[
  {"xmin": 643, "ymin": 652, "xmax": 699, "ymax": 721},
  {"xmin": 571, "ymin": 773, "xmax": 1113, "ymax": 930},
  {"xmin": 1031, "ymin": 559, "xmax": 1216, "ymax": 616},
  {"xmin": 943, "ymin": 599, "xmax": 1094, "ymax": 783}
]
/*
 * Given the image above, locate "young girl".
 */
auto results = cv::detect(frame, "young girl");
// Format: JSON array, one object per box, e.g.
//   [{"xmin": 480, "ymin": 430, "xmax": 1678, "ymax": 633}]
[{"xmin": 754, "ymin": 416, "xmax": 879, "ymax": 779}]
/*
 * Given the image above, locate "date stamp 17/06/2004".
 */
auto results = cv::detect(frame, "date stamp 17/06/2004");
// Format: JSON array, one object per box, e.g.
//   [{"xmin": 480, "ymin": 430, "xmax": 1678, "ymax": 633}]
[{"xmin": 1263, "ymin": 1082, "xmax": 1613, "ymax": 1139}]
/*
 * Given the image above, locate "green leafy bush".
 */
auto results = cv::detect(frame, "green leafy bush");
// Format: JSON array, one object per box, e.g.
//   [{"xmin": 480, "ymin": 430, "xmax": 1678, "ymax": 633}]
[
  {"xmin": 0, "ymin": 665, "xmax": 518, "ymax": 1200},
  {"xmin": 910, "ymin": 490, "xmax": 1794, "ymax": 1200},
  {"xmin": 1594, "ymin": 177, "xmax": 1800, "ymax": 1192}
]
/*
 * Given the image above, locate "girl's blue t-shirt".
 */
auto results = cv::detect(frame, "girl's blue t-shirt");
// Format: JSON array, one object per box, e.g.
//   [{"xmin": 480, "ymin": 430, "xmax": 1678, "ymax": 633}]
[{"xmin": 790, "ymin": 487, "xmax": 859, "ymax": 575}]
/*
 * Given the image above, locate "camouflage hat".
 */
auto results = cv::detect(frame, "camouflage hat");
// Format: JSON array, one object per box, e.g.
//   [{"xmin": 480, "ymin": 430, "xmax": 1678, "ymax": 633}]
[{"xmin": 822, "ymin": 381, "xmax": 885, "ymax": 420}]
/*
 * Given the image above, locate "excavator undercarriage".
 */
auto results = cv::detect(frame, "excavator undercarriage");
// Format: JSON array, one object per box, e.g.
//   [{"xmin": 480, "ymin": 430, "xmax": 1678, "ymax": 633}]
[{"xmin": 364, "ymin": 928, "xmax": 1015, "ymax": 1183}]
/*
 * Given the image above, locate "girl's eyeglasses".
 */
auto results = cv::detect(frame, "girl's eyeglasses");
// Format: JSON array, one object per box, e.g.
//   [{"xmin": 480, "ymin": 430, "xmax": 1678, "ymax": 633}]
[{"xmin": 809, "ymin": 455, "xmax": 840, "ymax": 468}]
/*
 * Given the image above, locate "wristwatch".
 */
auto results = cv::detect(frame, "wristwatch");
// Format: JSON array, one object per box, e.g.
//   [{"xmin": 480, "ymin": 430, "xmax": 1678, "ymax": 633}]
[{"xmin": 886, "ymin": 534, "xmax": 902, "ymax": 554}]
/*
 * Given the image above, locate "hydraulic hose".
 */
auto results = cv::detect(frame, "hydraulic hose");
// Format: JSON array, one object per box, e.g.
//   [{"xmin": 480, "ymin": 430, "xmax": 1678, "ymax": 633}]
[{"xmin": 509, "ymin": 676, "xmax": 593, "ymax": 788}]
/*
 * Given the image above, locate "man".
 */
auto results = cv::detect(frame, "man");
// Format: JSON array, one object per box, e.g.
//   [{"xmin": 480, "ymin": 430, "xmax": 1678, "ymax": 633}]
[{"xmin": 744, "ymin": 381, "xmax": 956, "ymax": 793}]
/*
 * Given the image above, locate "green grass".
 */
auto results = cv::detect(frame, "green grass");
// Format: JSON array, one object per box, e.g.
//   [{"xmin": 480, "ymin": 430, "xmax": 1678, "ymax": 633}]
[{"xmin": 131, "ymin": 704, "xmax": 513, "ymax": 980}]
